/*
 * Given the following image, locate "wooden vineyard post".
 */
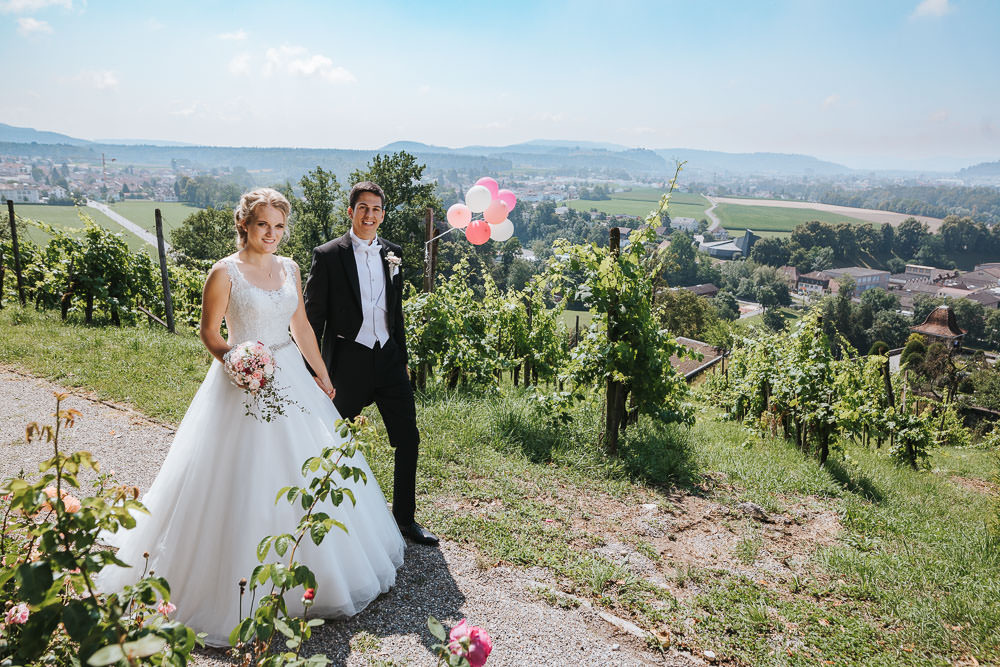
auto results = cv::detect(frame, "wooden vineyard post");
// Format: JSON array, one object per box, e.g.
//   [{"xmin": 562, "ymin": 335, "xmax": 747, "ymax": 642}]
[
  {"xmin": 7, "ymin": 200, "xmax": 25, "ymax": 306},
  {"xmin": 603, "ymin": 227, "xmax": 622, "ymax": 456},
  {"xmin": 155, "ymin": 209, "xmax": 176, "ymax": 333}
]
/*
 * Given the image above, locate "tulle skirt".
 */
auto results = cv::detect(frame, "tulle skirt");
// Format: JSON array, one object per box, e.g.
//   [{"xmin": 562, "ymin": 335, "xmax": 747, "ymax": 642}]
[{"xmin": 97, "ymin": 343, "xmax": 405, "ymax": 646}]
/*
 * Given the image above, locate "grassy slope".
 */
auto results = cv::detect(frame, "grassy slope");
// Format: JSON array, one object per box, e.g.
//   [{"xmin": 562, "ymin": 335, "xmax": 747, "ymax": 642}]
[
  {"xmin": 1, "ymin": 306, "xmax": 998, "ymax": 665},
  {"xmin": 12, "ymin": 204, "xmax": 152, "ymax": 254}
]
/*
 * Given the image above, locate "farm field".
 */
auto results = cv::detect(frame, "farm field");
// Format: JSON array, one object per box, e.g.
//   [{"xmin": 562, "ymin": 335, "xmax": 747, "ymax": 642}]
[
  {"xmin": 110, "ymin": 200, "xmax": 203, "ymax": 236},
  {"xmin": 10, "ymin": 204, "xmax": 152, "ymax": 254},
  {"xmin": 566, "ymin": 189, "xmax": 710, "ymax": 222},
  {"xmin": 713, "ymin": 203, "xmax": 869, "ymax": 236}
]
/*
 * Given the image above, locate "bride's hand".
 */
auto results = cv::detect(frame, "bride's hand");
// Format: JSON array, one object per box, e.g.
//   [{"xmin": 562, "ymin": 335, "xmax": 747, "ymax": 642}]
[{"xmin": 314, "ymin": 375, "xmax": 336, "ymax": 400}]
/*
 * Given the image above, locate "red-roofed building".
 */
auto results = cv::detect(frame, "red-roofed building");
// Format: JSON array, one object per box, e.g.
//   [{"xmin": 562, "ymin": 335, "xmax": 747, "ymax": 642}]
[{"xmin": 910, "ymin": 305, "xmax": 966, "ymax": 349}]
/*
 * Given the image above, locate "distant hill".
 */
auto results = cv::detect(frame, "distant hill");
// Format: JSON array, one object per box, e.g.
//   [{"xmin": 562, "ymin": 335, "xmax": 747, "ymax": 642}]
[
  {"xmin": 653, "ymin": 148, "xmax": 851, "ymax": 176},
  {"xmin": 958, "ymin": 160, "xmax": 1000, "ymax": 176},
  {"xmin": 0, "ymin": 122, "xmax": 866, "ymax": 179},
  {"xmin": 0, "ymin": 122, "xmax": 90, "ymax": 146}
]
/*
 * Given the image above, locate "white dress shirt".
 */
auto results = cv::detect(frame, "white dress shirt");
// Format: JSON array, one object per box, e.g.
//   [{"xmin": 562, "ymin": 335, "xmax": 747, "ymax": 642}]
[{"xmin": 350, "ymin": 229, "xmax": 390, "ymax": 349}]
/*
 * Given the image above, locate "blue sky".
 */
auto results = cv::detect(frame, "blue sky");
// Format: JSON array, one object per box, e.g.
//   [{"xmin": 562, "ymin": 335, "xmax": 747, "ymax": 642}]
[{"xmin": 1, "ymin": 0, "xmax": 997, "ymax": 170}]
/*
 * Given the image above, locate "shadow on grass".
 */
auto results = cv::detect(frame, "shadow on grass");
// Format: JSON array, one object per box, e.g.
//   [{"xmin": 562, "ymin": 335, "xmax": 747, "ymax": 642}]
[
  {"xmin": 481, "ymin": 392, "xmax": 702, "ymax": 490},
  {"xmin": 619, "ymin": 421, "xmax": 702, "ymax": 491},
  {"xmin": 823, "ymin": 458, "xmax": 885, "ymax": 503}
]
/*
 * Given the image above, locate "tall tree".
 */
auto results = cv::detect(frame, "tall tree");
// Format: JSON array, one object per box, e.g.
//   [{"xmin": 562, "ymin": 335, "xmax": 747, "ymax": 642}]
[{"xmin": 350, "ymin": 152, "xmax": 444, "ymax": 286}]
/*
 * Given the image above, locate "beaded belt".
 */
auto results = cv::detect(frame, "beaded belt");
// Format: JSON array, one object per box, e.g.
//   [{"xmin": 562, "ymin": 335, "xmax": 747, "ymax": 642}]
[{"xmin": 270, "ymin": 338, "xmax": 295, "ymax": 352}]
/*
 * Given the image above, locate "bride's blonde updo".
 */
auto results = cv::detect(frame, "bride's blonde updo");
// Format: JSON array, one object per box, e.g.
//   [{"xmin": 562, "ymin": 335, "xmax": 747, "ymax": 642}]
[{"xmin": 234, "ymin": 188, "xmax": 291, "ymax": 248}]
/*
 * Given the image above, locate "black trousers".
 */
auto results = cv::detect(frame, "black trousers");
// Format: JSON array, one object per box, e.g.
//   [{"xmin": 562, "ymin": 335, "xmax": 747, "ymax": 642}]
[{"xmin": 331, "ymin": 339, "xmax": 419, "ymax": 525}]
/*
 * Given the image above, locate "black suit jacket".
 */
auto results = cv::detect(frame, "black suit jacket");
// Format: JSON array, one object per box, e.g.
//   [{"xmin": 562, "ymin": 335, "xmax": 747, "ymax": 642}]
[{"xmin": 303, "ymin": 232, "xmax": 408, "ymax": 374}]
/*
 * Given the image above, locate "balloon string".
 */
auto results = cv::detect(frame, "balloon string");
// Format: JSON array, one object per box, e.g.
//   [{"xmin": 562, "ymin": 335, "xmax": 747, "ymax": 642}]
[{"xmin": 425, "ymin": 225, "xmax": 463, "ymax": 246}]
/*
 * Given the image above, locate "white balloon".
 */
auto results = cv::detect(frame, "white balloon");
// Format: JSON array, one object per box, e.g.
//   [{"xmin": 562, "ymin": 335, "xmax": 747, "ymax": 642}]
[
  {"xmin": 465, "ymin": 185, "xmax": 493, "ymax": 213},
  {"xmin": 490, "ymin": 218, "xmax": 514, "ymax": 242}
]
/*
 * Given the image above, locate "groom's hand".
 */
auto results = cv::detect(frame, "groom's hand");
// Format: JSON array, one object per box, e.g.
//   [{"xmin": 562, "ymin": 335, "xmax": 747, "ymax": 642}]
[{"xmin": 314, "ymin": 375, "xmax": 336, "ymax": 400}]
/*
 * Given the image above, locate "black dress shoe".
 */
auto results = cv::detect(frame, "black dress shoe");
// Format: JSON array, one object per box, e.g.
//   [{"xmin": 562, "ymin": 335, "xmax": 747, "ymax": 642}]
[{"xmin": 397, "ymin": 521, "xmax": 439, "ymax": 545}]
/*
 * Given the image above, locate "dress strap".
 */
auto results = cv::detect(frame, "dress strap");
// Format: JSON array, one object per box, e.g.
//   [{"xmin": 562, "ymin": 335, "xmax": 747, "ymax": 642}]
[{"xmin": 222, "ymin": 257, "xmax": 244, "ymax": 291}]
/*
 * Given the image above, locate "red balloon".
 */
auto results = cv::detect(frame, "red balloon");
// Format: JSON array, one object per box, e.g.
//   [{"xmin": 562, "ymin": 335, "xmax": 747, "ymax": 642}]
[{"xmin": 465, "ymin": 219, "xmax": 491, "ymax": 245}]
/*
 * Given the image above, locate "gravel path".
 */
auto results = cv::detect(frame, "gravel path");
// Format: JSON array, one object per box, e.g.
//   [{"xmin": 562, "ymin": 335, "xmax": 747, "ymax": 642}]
[
  {"xmin": 86, "ymin": 199, "xmax": 170, "ymax": 250},
  {"xmin": 0, "ymin": 367, "xmax": 699, "ymax": 667},
  {"xmin": 704, "ymin": 195, "xmax": 943, "ymax": 231}
]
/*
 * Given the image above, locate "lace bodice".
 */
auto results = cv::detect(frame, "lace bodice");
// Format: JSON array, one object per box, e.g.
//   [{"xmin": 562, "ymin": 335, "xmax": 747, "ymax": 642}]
[{"xmin": 222, "ymin": 257, "xmax": 298, "ymax": 347}]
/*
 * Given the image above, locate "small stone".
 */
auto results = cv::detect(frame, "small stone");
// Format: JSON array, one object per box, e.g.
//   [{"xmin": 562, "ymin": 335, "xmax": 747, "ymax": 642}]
[
  {"xmin": 737, "ymin": 502, "xmax": 772, "ymax": 523},
  {"xmin": 611, "ymin": 644, "xmax": 620, "ymax": 651},
  {"xmin": 704, "ymin": 649, "xmax": 717, "ymax": 661}
]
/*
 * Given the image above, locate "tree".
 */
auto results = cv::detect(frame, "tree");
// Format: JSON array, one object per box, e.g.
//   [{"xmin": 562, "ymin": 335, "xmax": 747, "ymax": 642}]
[
  {"xmin": 285, "ymin": 166, "xmax": 345, "ymax": 270},
  {"xmin": 866, "ymin": 310, "xmax": 910, "ymax": 348},
  {"xmin": 895, "ymin": 218, "xmax": 929, "ymax": 260},
  {"xmin": 350, "ymin": 152, "xmax": 444, "ymax": 287},
  {"xmin": 171, "ymin": 207, "xmax": 236, "ymax": 264},
  {"xmin": 791, "ymin": 220, "xmax": 837, "ymax": 250},
  {"xmin": 657, "ymin": 288, "xmax": 719, "ymax": 339},
  {"xmin": 749, "ymin": 237, "xmax": 790, "ymax": 267},
  {"xmin": 713, "ymin": 290, "xmax": 740, "ymax": 321}
]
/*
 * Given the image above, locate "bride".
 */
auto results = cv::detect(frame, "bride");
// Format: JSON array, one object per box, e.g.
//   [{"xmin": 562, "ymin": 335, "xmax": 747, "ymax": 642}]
[{"xmin": 98, "ymin": 188, "xmax": 405, "ymax": 646}]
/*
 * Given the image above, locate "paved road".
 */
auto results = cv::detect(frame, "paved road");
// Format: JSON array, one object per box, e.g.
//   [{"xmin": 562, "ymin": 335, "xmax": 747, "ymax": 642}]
[
  {"xmin": 703, "ymin": 196, "xmax": 722, "ymax": 229},
  {"xmin": 86, "ymin": 200, "xmax": 171, "ymax": 251}
]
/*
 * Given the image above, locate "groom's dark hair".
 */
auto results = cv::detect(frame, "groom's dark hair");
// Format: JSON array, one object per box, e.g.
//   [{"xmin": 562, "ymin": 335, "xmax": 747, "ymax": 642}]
[{"xmin": 349, "ymin": 181, "xmax": 386, "ymax": 209}]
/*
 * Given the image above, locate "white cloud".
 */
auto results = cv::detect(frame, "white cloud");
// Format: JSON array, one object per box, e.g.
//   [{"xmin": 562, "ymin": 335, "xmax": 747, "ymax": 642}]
[
  {"xmin": 228, "ymin": 52, "xmax": 251, "ymax": 75},
  {"xmin": 912, "ymin": 0, "xmax": 952, "ymax": 18},
  {"xmin": 0, "ymin": 0, "xmax": 70, "ymax": 12},
  {"xmin": 417, "ymin": 84, "xmax": 431, "ymax": 95},
  {"xmin": 218, "ymin": 29, "xmax": 247, "ymax": 40},
  {"xmin": 823, "ymin": 94, "xmax": 840, "ymax": 109},
  {"xmin": 170, "ymin": 102, "xmax": 203, "ymax": 117},
  {"xmin": 536, "ymin": 111, "xmax": 567, "ymax": 123},
  {"xmin": 16, "ymin": 16, "xmax": 50, "ymax": 33},
  {"xmin": 145, "ymin": 18, "xmax": 163, "ymax": 31},
  {"xmin": 262, "ymin": 46, "xmax": 355, "ymax": 84},
  {"xmin": 75, "ymin": 70, "xmax": 118, "ymax": 90},
  {"xmin": 929, "ymin": 109, "xmax": 949, "ymax": 122}
]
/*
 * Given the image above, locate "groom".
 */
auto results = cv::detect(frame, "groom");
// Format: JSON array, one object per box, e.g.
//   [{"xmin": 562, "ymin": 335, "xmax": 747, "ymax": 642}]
[{"xmin": 303, "ymin": 180, "xmax": 438, "ymax": 546}]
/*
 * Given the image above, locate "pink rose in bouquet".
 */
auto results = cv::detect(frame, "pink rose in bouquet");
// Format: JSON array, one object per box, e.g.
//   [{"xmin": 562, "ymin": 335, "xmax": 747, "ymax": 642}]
[
  {"xmin": 224, "ymin": 341, "xmax": 298, "ymax": 422},
  {"xmin": 448, "ymin": 619, "xmax": 493, "ymax": 667}
]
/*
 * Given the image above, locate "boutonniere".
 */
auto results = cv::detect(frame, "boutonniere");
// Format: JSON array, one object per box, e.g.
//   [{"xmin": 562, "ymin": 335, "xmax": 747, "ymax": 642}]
[{"xmin": 385, "ymin": 251, "xmax": 401, "ymax": 278}]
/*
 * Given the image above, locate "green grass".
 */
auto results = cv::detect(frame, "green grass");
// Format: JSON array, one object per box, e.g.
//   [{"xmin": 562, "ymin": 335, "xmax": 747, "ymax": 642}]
[
  {"xmin": 2, "ymin": 306, "xmax": 999, "ymax": 665},
  {"xmin": 109, "ymin": 201, "xmax": 203, "ymax": 236},
  {"xmin": 0, "ymin": 307, "xmax": 206, "ymax": 423},
  {"xmin": 11, "ymin": 204, "xmax": 152, "ymax": 254},
  {"xmin": 565, "ymin": 190, "xmax": 711, "ymax": 223},
  {"xmin": 714, "ymin": 203, "xmax": 870, "ymax": 235},
  {"xmin": 557, "ymin": 308, "xmax": 594, "ymax": 333}
]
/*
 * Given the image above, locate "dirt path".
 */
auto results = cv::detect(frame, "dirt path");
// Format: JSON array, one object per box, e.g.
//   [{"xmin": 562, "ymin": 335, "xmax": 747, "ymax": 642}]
[
  {"xmin": 705, "ymin": 196, "xmax": 944, "ymax": 231},
  {"xmin": 0, "ymin": 367, "xmax": 699, "ymax": 667}
]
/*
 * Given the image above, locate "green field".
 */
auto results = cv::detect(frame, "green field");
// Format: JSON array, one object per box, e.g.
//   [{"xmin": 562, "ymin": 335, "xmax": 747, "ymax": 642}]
[
  {"xmin": 10, "ymin": 204, "xmax": 151, "ymax": 254},
  {"xmin": 566, "ymin": 189, "xmax": 710, "ymax": 222},
  {"xmin": 110, "ymin": 201, "xmax": 203, "ymax": 236},
  {"xmin": 714, "ymin": 203, "xmax": 870, "ymax": 236}
]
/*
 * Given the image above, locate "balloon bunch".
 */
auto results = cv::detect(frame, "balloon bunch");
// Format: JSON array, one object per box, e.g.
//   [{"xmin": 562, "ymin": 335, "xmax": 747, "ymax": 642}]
[{"xmin": 446, "ymin": 177, "xmax": 517, "ymax": 245}]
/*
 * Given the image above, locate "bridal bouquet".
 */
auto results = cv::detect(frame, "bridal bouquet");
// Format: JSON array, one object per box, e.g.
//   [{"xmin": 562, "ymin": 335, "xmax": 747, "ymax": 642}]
[{"xmin": 224, "ymin": 341, "xmax": 296, "ymax": 422}]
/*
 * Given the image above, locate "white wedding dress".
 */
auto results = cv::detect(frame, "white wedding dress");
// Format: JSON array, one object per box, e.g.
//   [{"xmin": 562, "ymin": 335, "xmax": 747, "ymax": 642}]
[{"xmin": 98, "ymin": 256, "xmax": 405, "ymax": 647}]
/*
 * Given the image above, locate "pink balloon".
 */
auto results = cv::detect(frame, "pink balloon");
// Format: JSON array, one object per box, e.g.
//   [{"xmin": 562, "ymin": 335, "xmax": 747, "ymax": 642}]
[
  {"xmin": 475, "ymin": 177, "xmax": 499, "ymax": 199},
  {"xmin": 483, "ymin": 199, "xmax": 508, "ymax": 225},
  {"xmin": 447, "ymin": 203, "xmax": 472, "ymax": 229},
  {"xmin": 497, "ymin": 189, "xmax": 516, "ymax": 213},
  {"xmin": 465, "ymin": 219, "xmax": 491, "ymax": 245}
]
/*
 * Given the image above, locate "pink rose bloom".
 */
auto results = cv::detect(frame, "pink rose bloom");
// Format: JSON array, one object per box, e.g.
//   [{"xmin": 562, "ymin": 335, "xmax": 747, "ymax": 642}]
[
  {"xmin": 234, "ymin": 359, "xmax": 244, "ymax": 371},
  {"xmin": 248, "ymin": 378, "xmax": 260, "ymax": 391},
  {"xmin": 251, "ymin": 370, "xmax": 263, "ymax": 381},
  {"xmin": 5, "ymin": 603, "xmax": 29, "ymax": 625},
  {"xmin": 42, "ymin": 486, "xmax": 81, "ymax": 513},
  {"xmin": 261, "ymin": 353, "xmax": 272, "ymax": 365},
  {"xmin": 62, "ymin": 494, "xmax": 82, "ymax": 513},
  {"xmin": 448, "ymin": 619, "xmax": 492, "ymax": 667},
  {"xmin": 157, "ymin": 601, "xmax": 176, "ymax": 616}
]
